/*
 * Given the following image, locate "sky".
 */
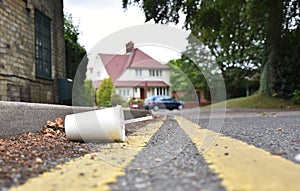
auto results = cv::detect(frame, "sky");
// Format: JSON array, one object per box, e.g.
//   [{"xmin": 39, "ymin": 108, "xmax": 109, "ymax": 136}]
[{"xmin": 63, "ymin": 0, "xmax": 187, "ymax": 63}]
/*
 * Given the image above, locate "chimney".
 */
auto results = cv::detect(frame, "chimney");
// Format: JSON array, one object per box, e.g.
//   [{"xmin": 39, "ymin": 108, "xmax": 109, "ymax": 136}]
[{"xmin": 126, "ymin": 41, "xmax": 134, "ymax": 53}]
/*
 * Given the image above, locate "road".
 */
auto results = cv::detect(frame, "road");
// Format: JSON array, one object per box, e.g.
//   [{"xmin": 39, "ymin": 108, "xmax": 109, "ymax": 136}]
[
  {"xmin": 8, "ymin": 108, "xmax": 300, "ymax": 191},
  {"xmin": 165, "ymin": 108, "xmax": 300, "ymax": 162}
]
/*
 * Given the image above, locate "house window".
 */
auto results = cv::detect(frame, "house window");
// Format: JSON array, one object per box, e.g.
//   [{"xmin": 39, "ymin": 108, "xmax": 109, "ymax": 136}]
[
  {"xmin": 157, "ymin": 87, "xmax": 162, "ymax": 95},
  {"xmin": 149, "ymin": 69, "xmax": 154, "ymax": 76},
  {"xmin": 135, "ymin": 69, "xmax": 142, "ymax": 76},
  {"xmin": 156, "ymin": 87, "xmax": 167, "ymax": 95},
  {"xmin": 119, "ymin": 89, "xmax": 130, "ymax": 97},
  {"xmin": 122, "ymin": 89, "xmax": 130, "ymax": 97},
  {"xmin": 35, "ymin": 9, "xmax": 51, "ymax": 79},
  {"xmin": 149, "ymin": 69, "xmax": 162, "ymax": 77}
]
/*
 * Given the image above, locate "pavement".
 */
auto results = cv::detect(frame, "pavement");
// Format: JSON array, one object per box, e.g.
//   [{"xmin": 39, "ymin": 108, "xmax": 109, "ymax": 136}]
[
  {"xmin": 0, "ymin": 101, "xmax": 149, "ymax": 138},
  {"xmin": 2, "ymin": 103, "xmax": 300, "ymax": 191}
]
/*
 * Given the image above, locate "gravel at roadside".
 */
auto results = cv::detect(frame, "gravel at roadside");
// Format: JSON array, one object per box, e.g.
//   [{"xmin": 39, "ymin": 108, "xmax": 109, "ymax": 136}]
[
  {"xmin": 0, "ymin": 117, "xmax": 154, "ymax": 191},
  {"xmin": 0, "ymin": 131, "xmax": 91, "ymax": 191}
]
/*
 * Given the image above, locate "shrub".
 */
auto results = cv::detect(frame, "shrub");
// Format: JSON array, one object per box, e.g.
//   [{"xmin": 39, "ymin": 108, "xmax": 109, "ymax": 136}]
[
  {"xmin": 292, "ymin": 90, "xmax": 300, "ymax": 104},
  {"xmin": 111, "ymin": 93, "xmax": 127, "ymax": 107},
  {"xmin": 96, "ymin": 77, "xmax": 113, "ymax": 106}
]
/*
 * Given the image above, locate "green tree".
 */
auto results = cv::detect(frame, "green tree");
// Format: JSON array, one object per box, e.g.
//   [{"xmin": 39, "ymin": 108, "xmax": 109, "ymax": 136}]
[
  {"xmin": 71, "ymin": 51, "xmax": 91, "ymax": 106},
  {"xmin": 168, "ymin": 43, "xmax": 212, "ymax": 100},
  {"xmin": 83, "ymin": 79, "xmax": 96, "ymax": 105},
  {"xmin": 96, "ymin": 77, "xmax": 114, "ymax": 106},
  {"xmin": 64, "ymin": 13, "xmax": 86, "ymax": 80},
  {"xmin": 111, "ymin": 93, "xmax": 126, "ymax": 106},
  {"xmin": 123, "ymin": 0, "xmax": 300, "ymax": 98},
  {"xmin": 64, "ymin": 13, "xmax": 90, "ymax": 106}
]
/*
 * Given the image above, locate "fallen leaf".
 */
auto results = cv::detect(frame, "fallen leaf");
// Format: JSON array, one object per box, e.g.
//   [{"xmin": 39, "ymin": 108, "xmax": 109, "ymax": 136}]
[
  {"xmin": 0, "ymin": 139, "xmax": 6, "ymax": 146},
  {"xmin": 47, "ymin": 120, "xmax": 56, "ymax": 127},
  {"xmin": 153, "ymin": 114, "xmax": 161, "ymax": 118},
  {"xmin": 35, "ymin": 157, "xmax": 43, "ymax": 164},
  {"xmin": 272, "ymin": 152, "xmax": 283, "ymax": 156},
  {"xmin": 291, "ymin": 140, "xmax": 300, "ymax": 143},
  {"xmin": 154, "ymin": 158, "xmax": 162, "ymax": 162},
  {"xmin": 55, "ymin": 118, "xmax": 64, "ymax": 129},
  {"xmin": 261, "ymin": 112, "xmax": 267, "ymax": 116}
]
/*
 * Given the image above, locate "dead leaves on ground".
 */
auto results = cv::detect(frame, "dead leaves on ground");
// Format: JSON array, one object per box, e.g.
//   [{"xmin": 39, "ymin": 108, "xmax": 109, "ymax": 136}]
[{"xmin": 42, "ymin": 118, "xmax": 65, "ymax": 137}]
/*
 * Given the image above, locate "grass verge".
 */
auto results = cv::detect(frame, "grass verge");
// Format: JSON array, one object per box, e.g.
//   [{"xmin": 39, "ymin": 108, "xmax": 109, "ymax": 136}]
[{"xmin": 205, "ymin": 94, "xmax": 300, "ymax": 109}]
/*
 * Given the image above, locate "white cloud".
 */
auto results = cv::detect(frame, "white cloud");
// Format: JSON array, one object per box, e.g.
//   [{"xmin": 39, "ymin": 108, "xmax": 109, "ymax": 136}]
[
  {"xmin": 64, "ymin": 0, "xmax": 147, "ymax": 51},
  {"xmin": 64, "ymin": 0, "xmax": 187, "ymax": 63}
]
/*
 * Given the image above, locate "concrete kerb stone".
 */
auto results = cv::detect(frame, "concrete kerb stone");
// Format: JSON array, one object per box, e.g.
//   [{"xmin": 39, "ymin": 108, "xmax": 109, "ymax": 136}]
[{"xmin": 0, "ymin": 101, "xmax": 150, "ymax": 138}]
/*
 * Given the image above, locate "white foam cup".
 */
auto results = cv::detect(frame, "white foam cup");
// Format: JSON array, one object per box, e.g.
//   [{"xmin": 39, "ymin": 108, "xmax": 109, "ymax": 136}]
[
  {"xmin": 65, "ymin": 105, "xmax": 153, "ymax": 142},
  {"xmin": 65, "ymin": 105, "xmax": 125, "ymax": 142}
]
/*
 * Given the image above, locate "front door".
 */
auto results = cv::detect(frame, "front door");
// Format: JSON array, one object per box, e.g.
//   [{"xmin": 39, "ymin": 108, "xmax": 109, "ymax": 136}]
[{"xmin": 140, "ymin": 88, "xmax": 145, "ymax": 99}]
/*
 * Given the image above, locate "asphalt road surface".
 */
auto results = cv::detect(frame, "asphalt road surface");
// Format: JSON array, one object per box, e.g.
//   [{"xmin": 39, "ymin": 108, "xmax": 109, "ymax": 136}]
[
  {"xmin": 6, "ymin": 108, "xmax": 300, "ymax": 191},
  {"xmin": 167, "ymin": 108, "xmax": 300, "ymax": 163}
]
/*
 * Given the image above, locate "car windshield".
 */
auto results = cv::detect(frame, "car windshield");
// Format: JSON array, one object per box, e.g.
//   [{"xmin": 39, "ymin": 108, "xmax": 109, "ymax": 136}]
[
  {"xmin": 156, "ymin": 96, "xmax": 172, "ymax": 101},
  {"xmin": 144, "ymin": 96, "xmax": 156, "ymax": 102}
]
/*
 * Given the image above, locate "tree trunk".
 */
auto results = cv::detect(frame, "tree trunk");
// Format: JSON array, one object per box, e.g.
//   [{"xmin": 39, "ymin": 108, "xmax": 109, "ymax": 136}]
[{"xmin": 259, "ymin": 0, "xmax": 283, "ymax": 95}]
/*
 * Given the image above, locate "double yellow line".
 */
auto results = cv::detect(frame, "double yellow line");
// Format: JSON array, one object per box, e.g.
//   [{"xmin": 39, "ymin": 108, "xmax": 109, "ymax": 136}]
[
  {"xmin": 176, "ymin": 116, "xmax": 300, "ymax": 191},
  {"xmin": 10, "ymin": 117, "xmax": 300, "ymax": 191}
]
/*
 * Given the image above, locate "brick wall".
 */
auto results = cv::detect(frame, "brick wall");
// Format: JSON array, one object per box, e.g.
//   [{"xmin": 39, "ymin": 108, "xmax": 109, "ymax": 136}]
[{"xmin": 0, "ymin": 0, "xmax": 65, "ymax": 103}]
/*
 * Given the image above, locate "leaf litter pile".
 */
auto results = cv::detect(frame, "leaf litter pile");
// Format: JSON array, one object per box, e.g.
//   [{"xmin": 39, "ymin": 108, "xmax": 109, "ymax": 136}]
[
  {"xmin": 0, "ymin": 118, "xmax": 91, "ymax": 190},
  {"xmin": 0, "ymin": 115, "xmax": 156, "ymax": 190}
]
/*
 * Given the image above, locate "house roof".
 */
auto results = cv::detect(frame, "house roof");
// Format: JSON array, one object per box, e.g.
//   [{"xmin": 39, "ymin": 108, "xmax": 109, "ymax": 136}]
[
  {"xmin": 114, "ymin": 80, "xmax": 169, "ymax": 87},
  {"xmin": 97, "ymin": 54, "xmax": 129, "ymax": 83},
  {"xmin": 98, "ymin": 48, "xmax": 169, "ymax": 82},
  {"xmin": 129, "ymin": 49, "xmax": 169, "ymax": 69},
  {"xmin": 93, "ymin": 80, "xmax": 169, "ymax": 89}
]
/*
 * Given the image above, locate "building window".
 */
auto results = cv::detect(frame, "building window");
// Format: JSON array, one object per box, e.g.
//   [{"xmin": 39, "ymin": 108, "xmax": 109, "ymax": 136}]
[
  {"xmin": 156, "ymin": 87, "xmax": 167, "ymax": 95},
  {"xmin": 149, "ymin": 69, "xmax": 162, "ymax": 77},
  {"xmin": 119, "ymin": 89, "xmax": 130, "ymax": 97},
  {"xmin": 35, "ymin": 9, "xmax": 51, "ymax": 79},
  {"xmin": 135, "ymin": 69, "xmax": 142, "ymax": 76}
]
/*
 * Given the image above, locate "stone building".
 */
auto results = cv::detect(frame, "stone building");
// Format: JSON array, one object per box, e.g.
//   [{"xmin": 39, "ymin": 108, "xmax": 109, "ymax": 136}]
[{"xmin": 0, "ymin": 0, "xmax": 66, "ymax": 103}]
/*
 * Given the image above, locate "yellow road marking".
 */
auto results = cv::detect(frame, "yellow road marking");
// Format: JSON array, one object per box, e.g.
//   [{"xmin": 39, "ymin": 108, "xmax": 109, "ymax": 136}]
[
  {"xmin": 9, "ymin": 120, "xmax": 164, "ymax": 191},
  {"xmin": 175, "ymin": 116, "xmax": 300, "ymax": 191}
]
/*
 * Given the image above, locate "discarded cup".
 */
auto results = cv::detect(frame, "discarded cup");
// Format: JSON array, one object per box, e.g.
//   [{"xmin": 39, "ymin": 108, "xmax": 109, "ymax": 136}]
[
  {"xmin": 64, "ymin": 105, "xmax": 152, "ymax": 142},
  {"xmin": 295, "ymin": 153, "xmax": 300, "ymax": 163}
]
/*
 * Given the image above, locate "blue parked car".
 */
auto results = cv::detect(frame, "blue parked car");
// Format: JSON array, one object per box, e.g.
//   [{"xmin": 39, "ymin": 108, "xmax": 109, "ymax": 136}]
[{"xmin": 143, "ymin": 95, "xmax": 184, "ymax": 111}]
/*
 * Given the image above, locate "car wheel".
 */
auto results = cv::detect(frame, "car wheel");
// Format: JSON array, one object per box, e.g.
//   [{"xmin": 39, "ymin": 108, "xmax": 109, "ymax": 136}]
[
  {"xmin": 178, "ymin": 105, "xmax": 183, "ymax": 110},
  {"xmin": 153, "ymin": 105, "xmax": 159, "ymax": 111}
]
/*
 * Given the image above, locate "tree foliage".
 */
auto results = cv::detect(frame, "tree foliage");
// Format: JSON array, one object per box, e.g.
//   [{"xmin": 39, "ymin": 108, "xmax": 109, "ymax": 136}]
[
  {"xmin": 72, "ymin": 55, "xmax": 95, "ymax": 106},
  {"xmin": 83, "ymin": 79, "xmax": 96, "ymax": 105},
  {"xmin": 64, "ymin": 14, "xmax": 91, "ymax": 106},
  {"xmin": 64, "ymin": 13, "xmax": 86, "ymax": 80},
  {"xmin": 96, "ymin": 77, "xmax": 114, "ymax": 106},
  {"xmin": 168, "ymin": 56, "xmax": 211, "ymax": 100},
  {"xmin": 123, "ymin": 0, "xmax": 300, "ymax": 99}
]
